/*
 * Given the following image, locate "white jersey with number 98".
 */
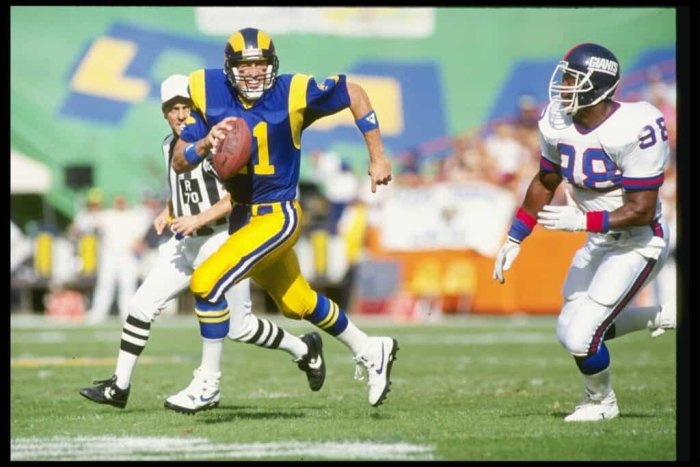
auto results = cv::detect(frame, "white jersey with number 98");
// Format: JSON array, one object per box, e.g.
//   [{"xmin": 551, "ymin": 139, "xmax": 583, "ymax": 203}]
[{"xmin": 539, "ymin": 100, "xmax": 669, "ymax": 218}]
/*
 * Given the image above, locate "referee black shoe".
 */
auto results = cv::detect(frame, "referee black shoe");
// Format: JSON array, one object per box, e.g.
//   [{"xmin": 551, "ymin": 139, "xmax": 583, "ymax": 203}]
[{"xmin": 80, "ymin": 375, "xmax": 130, "ymax": 409}]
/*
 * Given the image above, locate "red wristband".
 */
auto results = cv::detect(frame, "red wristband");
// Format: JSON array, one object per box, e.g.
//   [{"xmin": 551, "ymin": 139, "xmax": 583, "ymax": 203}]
[
  {"xmin": 586, "ymin": 211, "xmax": 610, "ymax": 233},
  {"xmin": 515, "ymin": 208, "xmax": 537, "ymax": 230}
]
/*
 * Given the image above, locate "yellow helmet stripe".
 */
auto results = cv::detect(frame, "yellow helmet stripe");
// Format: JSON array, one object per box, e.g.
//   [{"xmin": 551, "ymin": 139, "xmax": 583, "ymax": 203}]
[
  {"xmin": 257, "ymin": 30, "xmax": 271, "ymax": 51},
  {"xmin": 229, "ymin": 31, "xmax": 245, "ymax": 53}
]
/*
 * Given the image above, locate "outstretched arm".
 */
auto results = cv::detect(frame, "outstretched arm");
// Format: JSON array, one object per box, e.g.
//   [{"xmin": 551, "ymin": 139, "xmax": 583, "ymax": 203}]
[
  {"xmin": 346, "ymin": 81, "xmax": 392, "ymax": 193},
  {"xmin": 493, "ymin": 170, "xmax": 562, "ymax": 284}
]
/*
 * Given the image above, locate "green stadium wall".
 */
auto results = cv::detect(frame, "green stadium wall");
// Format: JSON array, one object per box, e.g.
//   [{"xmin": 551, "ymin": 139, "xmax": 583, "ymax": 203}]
[{"xmin": 10, "ymin": 7, "xmax": 675, "ymax": 219}]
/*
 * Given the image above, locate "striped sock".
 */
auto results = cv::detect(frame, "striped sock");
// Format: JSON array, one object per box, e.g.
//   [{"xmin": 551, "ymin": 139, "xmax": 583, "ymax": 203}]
[
  {"xmin": 195, "ymin": 297, "xmax": 230, "ymax": 339},
  {"xmin": 305, "ymin": 293, "xmax": 367, "ymax": 354},
  {"xmin": 236, "ymin": 316, "xmax": 307, "ymax": 359},
  {"xmin": 305, "ymin": 294, "xmax": 348, "ymax": 336},
  {"xmin": 114, "ymin": 315, "xmax": 151, "ymax": 389}
]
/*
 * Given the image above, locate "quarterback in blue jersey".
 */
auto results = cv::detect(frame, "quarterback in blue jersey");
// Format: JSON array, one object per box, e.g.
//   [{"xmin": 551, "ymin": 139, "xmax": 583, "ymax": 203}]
[
  {"xmin": 79, "ymin": 74, "xmax": 326, "ymax": 414},
  {"xmin": 173, "ymin": 27, "xmax": 398, "ymax": 407}
]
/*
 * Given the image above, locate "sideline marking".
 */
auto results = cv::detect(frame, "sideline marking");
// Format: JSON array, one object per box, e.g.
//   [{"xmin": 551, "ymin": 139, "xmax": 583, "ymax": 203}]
[{"xmin": 11, "ymin": 436, "xmax": 435, "ymax": 461}]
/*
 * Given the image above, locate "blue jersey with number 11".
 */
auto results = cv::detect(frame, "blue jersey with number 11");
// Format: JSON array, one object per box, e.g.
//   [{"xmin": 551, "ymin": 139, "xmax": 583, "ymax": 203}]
[{"xmin": 180, "ymin": 69, "xmax": 351, "ymax": 204}]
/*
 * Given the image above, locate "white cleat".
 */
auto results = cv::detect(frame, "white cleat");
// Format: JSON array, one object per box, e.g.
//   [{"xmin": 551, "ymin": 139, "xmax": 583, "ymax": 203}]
[
  {"xmin": 649, "ymin": 303, "xmax": 677, "ymax": 338},
  {"xmin": 564, "ymin": 390, "xmax": 619, "ymax": 422},
  {"xmin": 354, "ymin": 337, "xmax": 399, "ymax": 407},
  {"xmin": 164, "ymin": 367, "xmax": 221, "ymax": 414}
]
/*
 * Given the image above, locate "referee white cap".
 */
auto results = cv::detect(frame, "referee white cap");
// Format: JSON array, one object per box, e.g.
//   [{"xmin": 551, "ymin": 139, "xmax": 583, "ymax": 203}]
[{"xmin": 160, "ymin": 74, "xmax": 190, "ymax": 103}]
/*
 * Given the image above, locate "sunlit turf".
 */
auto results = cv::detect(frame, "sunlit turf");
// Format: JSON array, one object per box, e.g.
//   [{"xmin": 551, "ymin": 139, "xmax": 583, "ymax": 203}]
[{"xmin": 10, "ymin": 313, "xmax": 676, "ymax": 460}]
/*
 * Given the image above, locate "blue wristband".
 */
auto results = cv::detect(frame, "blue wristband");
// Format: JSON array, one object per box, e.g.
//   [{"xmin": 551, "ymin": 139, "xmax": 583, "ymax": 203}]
[
  {"xmin": 507, "ymin": 220, "xmax": 532, "ymax": 243},
  {"xmin": 507, "ymin": 208, "xmax": 536, "ymax": 243},
  {"xmin": 184, "ymin": 143, "xmax": 202, "ymax": 165},
  {"xmin": 356, "ymin": 110, "xmax": 379, "ymax": 134}
]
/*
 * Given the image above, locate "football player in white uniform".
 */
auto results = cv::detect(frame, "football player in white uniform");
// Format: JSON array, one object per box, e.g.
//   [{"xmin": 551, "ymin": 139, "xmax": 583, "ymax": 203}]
[
  {"xmin": 493, "ymin": 43, "xmax": 676, "ymax": 422},
  {"xmin": 80, "ymin": 75, "xmax": 325, "ymax": 413}
]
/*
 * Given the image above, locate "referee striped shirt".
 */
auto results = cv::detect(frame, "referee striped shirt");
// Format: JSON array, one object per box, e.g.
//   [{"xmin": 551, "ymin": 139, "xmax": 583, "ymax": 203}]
[{"xmin": 162, "ymin": 133, "xmax": 227, "ymax": 218}]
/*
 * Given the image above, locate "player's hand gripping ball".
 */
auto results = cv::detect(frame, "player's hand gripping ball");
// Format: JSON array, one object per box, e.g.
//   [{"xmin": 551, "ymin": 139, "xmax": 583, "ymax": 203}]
[{"xmin": 213, "ymin": 118, "xmax": 252, "ymax": 180}]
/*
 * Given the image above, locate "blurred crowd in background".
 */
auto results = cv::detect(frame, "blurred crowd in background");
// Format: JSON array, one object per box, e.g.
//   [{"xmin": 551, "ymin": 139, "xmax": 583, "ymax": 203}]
[{"xmin": 10, "ymin": 68, "xmax": 677, "ymax": 322}]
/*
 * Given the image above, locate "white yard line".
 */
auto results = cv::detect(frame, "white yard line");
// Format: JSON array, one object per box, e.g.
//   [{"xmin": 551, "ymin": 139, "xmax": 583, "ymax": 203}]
[{"xmin": 10, "ymin": 436, "xmax": 435, "ymax": 461}]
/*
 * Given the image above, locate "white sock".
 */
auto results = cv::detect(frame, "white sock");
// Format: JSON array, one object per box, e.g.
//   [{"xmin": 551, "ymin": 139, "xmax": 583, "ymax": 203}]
[
  {"xmin": 335, "ymin": 319, "xmax": 369, "ymax": 356},
  {"xmin": 613, "ymin": 305, "xmax": 661, "ymax": 337},
  {"xmin": 584, "ymin": 367, "xmax": 612, "ymax": 402},
  {"xmin": 114, "ymin": 351, "xmax": 138, "ymax": 390},
  {"xmin": 200, "ymin": 338, "xmax": 224, "ymax": 374},
  {"xmin": 281, "ymin": 334, "xmax": 309, "ymax": 360}
]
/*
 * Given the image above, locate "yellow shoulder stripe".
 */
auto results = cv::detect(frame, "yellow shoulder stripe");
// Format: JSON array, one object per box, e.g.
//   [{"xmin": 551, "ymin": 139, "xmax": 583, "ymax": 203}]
[
  {"xmin": 189, "ymin": 69, "xmax": 207, "ymax": 123},
  {"xmin": 288, "ymin": 74, "xmax": 311, "ymax": 149}
]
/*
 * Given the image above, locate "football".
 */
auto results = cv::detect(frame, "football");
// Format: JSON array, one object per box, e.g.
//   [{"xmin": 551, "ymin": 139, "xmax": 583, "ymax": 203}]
[{"xmin": 213, "ymin": 118, "xmax": 253, "ymax": 180}]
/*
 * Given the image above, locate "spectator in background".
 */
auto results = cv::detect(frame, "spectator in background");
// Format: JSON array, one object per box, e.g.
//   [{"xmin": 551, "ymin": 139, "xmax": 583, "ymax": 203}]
[
  {"xmin": 308, "ymin": 149, "xmax": 360, "ymax": 234},
  {"xmin": 642, "ymin": 66, "xmax": 676, "ymax": 108},
  {"xmin": 514, "ymin": 94, "xmax": 540, "ymax": 130},
  {"xmin": 441, "ymin": 132, "xmax": 493, "ymax": 183},
  {"xmin": 85, "ymin": 194, "xmax": 151, "ymax": 324},
  {"xmin": 10, "ymin": 220, "xmax": 32, "ymax": 274},
  {"xmin": 133, "ymin": 189, "xmax": 172, "ymax": 282},
  {"xmin": 643, "ymin": 67, "xmax": 676, "ymax": 156},
  {"xmin": 395, "ymin": 149, "xmax": 423, "ymax": 186},
  {"xmin": 326, "ymin": 159, "xmax": 360, "ymax": 235},
  {"xmin": 68, "ymin": 187, "xmax": 104, "ymax": 279},
  {"xmin": 309, "ymin": 148, "xmax": 341, "ymax": 180},
  {"xmin": 69, "ymin": 187, "xmax": 103, "ymax": 238},
  {"xmin": 483, "ymin": 119, "xmax": 530, "ymax": 194},
  {"xmin": 513, "ymin": 94, "xmax": 543, "ymax": 162}
]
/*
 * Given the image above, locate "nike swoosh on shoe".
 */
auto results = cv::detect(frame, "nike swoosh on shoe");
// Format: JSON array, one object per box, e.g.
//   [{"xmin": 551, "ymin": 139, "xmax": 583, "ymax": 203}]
[
  {"xmin": 200, "ymin": 391, "xmax": 219, "ymax": 403},
  {"xmin": 307, "ymin": 357, "xmax": 323, "ymax": 370},
  {"xmin": 375, "ymin": 343, "xmax": 385, "ymax": 375}
]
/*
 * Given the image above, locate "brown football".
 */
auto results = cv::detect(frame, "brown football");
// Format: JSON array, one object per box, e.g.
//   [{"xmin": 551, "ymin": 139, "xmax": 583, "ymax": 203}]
[{"xmin": 213, "ymin": 118, "xmax": 252, "ymax": 180}]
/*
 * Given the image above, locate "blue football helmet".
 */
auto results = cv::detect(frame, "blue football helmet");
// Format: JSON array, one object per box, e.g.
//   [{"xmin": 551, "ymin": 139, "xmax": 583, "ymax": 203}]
[
  {"xmin": 224, "ymin": 27, "xmax": 279, "ymax": 101},
  {"xmin": 548, "ymin": 43, "xmax": 620, "ymax": 115}
]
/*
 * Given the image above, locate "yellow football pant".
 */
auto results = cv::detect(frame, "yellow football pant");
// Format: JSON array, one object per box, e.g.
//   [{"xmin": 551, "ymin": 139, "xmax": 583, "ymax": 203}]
[{"xmin": 190, "ymin": 200, "xmax": 318, "ymax": 319}]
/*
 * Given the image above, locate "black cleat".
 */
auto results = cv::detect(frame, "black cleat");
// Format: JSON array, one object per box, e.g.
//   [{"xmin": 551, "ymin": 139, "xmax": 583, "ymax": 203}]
[
  {"xmin": 296, "ymin": 332, "xmax": 326, "ymax": 391},
  {"xmin": 79, "ymin": 375, "xmax": 130, "ymax": 409}
]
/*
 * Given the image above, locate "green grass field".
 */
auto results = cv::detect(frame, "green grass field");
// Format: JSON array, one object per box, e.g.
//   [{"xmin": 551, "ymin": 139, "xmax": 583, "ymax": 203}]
[{"xmin": 10, "ymin": 313, "xmax": 677, "ymax": 461}]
